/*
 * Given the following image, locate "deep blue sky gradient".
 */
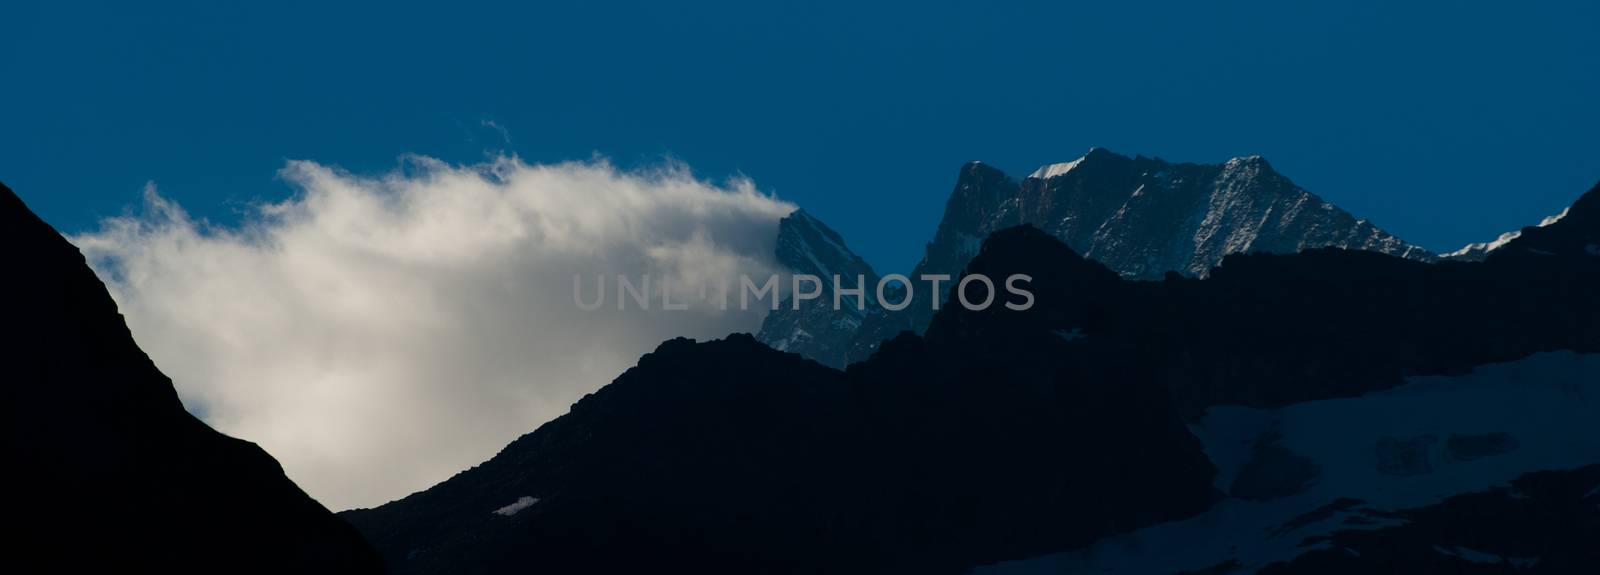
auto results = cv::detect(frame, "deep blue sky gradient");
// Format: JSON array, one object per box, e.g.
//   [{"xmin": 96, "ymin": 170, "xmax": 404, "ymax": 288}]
[{"xmin": 3, "ymin": 0, "xmax": 1596, "ymax": 272}]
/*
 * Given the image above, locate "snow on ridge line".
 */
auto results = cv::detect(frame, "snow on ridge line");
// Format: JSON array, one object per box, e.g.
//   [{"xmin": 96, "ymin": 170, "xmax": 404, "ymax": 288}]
[
  {"xmin": 1442, "ymin": 206, "xmax": 1571, "ymax": 258},
  {"xmin": 1029, "ymin": 157, "xmax": 1084, "ymax": 180},
  {"xmin": 1223, "ymin": 154, "xmax": 1265, "ymax": 167},
  {"xmin": 1443, "ymin": 229, "xmax": 1524, "ymax": 258},
  {"xmin": 1540, "ymin": 207, "xmax": 1571, "ymax": 227}
]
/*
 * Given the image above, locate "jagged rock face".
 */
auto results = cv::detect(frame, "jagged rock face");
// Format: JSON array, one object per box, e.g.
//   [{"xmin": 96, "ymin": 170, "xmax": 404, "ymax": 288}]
[
  {"xmin": 947, "ymin": 149, "xmax": 1433, "ymax": 281},
  {"xmin": 760, "ymin": 149, "xmax": 1437, "ymax": 367},
  {"xmin": 754, "ymin": 210, "xmax": 882, "ymax": 368},
  {"xmin": 0, "ymin": 183, "xmax": 381, "ymax": 573}
]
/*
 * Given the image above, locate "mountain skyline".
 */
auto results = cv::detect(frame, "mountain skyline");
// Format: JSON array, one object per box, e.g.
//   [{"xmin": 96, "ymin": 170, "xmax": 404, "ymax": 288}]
[
  {"xmin": 7, "ymin": 167, "xmax": 1597, "ymax": 572},
  {"xmin": 761, "ymin": 147, "xmax": 1445, "ymax": 367},
  {"xmin": 45, "ymin": 149, "xmax": 1600, "ymax": 505},
  {"xmin": 6, "ymin": 1, "xmax": 1598, "ymax": 277},
  {"xmin": 342, "ymin": 181, "xmax": 1600, "ymax": 573},
  {"xmin": 7, "ymin": 2, "xmax": 1597, "ymax": 571}
]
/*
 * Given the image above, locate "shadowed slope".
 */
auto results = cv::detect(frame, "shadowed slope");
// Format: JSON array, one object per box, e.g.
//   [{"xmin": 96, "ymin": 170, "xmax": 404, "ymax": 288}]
[{"xmin": 1, "ymin": 183, "xmax": 381, "ymax": 573}]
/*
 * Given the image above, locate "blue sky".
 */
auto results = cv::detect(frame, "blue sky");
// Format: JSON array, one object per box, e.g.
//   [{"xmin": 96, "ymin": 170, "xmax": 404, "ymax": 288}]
[{"xmin": 3, "ymin": 0, "xmax": 1597, "ymax": 273}]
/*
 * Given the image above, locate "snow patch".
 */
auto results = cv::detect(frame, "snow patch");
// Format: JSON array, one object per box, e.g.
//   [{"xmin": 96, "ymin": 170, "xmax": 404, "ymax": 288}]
[
  {"xmin": 1443, "ymin": 207, "xmax": 1571, "ymax": 258},
  {"xmin": 1030, "ymin": 158, "xmax": 1084, "ymax": 180},
  {"xmin": 1539, "ymin": 207, "xmax": 1570, "ymax": 227},
  {"xmin": 492, "ymin": 496, "xmax": 539, "ymax": 516},
  {"xmin": 973, "ymin": 351, "xmax": 1600, "ymax": 575},
  {"xmin": 1443, "ymin": 230, "xmax": 1523, "ymax": 258}
]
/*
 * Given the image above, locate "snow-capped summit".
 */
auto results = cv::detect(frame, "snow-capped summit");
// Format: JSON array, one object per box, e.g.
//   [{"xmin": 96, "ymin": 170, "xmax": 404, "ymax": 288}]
[
  {"xmin": 835, "ymin": 148, "xmax": 1435, "ymax": 365},
  {"xmin": 1027, "ymin": 147, "xmax": 1119, "ymax": 180},
  {"xmin": 1029, "ymin": 157, "xmax": 1084, "ymax": 180}
]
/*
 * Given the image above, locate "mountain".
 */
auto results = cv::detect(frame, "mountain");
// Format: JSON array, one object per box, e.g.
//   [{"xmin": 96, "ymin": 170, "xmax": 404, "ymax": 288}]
[
  {"xmin": 755, "ymin": 209, "xmax": 884, "ymax": 368},
  {"xmin": 1486, "ymin": 183, "xmax": 1600, "ymax": 262},
  {"xmin": 340, "ymin": 234, "xmax": 1223, "ymax": 572},
  {"xmin": 928, "ymin": 149, "xmax": 1432, "ymax": 281},
  {"xmin": 347, "ymin": 182, "xmax": 1600, "ymax": 574},
  {"xmin": 1440, "ymin": 207, "xmax": 1571, "ymax": 261},
  {"xmin": 1, "ymin": 183, "xmax": 381, "ymax": 573},
  {"xmin": 758, "ymin": 148, "xmax": 1436, "ymax": 368}
]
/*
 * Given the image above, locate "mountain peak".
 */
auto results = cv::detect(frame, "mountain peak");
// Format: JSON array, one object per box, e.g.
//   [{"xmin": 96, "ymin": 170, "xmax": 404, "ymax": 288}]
[
  {"xmin": 959, "ymin": 159, "xmax": 1008, "ymax": 180},
  {"xmin": 760, "ymin": 209, "xmax": 882, "ymax": 367},
  {"xmin": 778, "ymin": 207, "xmax": 823, "ymax": 235},
  {"xmin": 830, "ymin": 152, "xmax": 1433, "ymax": 365},
  {"xmin": 1223, "ymin": 154, "xmax": 1272, "ymax": 170},
  {"xmin": 774, "ymin": 208, "xmax": 869, "ymax": 278}
]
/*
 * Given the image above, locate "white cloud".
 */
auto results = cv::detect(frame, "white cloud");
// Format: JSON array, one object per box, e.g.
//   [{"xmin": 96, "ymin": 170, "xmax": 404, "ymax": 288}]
[{"xmin": 72, "ymin": 155, "xmax": 794, "ymax": 510}]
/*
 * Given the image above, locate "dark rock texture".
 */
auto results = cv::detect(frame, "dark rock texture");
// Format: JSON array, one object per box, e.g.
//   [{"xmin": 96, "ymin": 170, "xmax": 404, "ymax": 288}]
[{"xmin": 1, "ymin": 183, "xmax": 381, "ymax": 573}]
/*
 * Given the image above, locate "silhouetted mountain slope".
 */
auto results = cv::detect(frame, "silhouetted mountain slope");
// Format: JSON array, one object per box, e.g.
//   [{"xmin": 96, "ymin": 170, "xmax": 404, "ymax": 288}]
[
  {"xmin": 343, "ymin": 330, "xmax": 1218, "ymax": 574},
  {"xmin": 348, "ymin": 182, "xmax": 1600, "ymax": 574},
  {"xmin": 0, "ymin": 183, "xmax": 381, "ymax": 573},
  {"xmin": 342, "ymin": 236, "xmax": 1224, "ymax": 573},
  {"xmin": 931, "ymin": 213, "xmax": 1598, "ymax": 418}
]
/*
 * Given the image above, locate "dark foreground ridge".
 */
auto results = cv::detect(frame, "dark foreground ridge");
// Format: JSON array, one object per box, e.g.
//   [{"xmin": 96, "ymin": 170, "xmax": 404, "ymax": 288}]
[
  {"xmin": 343, "ymin": 329, "xmax": 1218, "ymax": 573},
  {"xmin": 1, "ymin": 183, "xmax": 381, "ymax": 573},
  {"xmin": 348, "ymin": 183, "xmax": 1600, "ymax": 573}
]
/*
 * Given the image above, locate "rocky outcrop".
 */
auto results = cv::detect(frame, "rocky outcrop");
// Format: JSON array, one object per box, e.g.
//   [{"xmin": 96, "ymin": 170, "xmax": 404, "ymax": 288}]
[
  {"xmin": 1, "ymin": 182, "xmax": 381, "ymax": 573},
  {"xmin": 755, "ymin": 210, "xmax": 883, "ymax": 368}
]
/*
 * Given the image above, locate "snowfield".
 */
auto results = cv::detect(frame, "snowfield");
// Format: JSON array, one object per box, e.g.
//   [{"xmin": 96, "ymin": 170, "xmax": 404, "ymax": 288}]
[{"xmin": 974, "ymin": 351, "xmax": 1600, "ymax": 574}]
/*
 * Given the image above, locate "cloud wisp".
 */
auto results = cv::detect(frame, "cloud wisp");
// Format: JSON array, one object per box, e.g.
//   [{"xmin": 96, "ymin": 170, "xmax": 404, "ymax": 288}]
[{"xmin": 73, "ymin": 155, "xmax": 794, "ymax": 510}]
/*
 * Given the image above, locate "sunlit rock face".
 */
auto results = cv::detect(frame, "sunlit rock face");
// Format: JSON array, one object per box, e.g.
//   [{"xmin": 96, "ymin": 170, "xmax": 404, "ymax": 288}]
[{"xmin": 759, "ymin": 149, "xmax": 1435, "ymax": 368}]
